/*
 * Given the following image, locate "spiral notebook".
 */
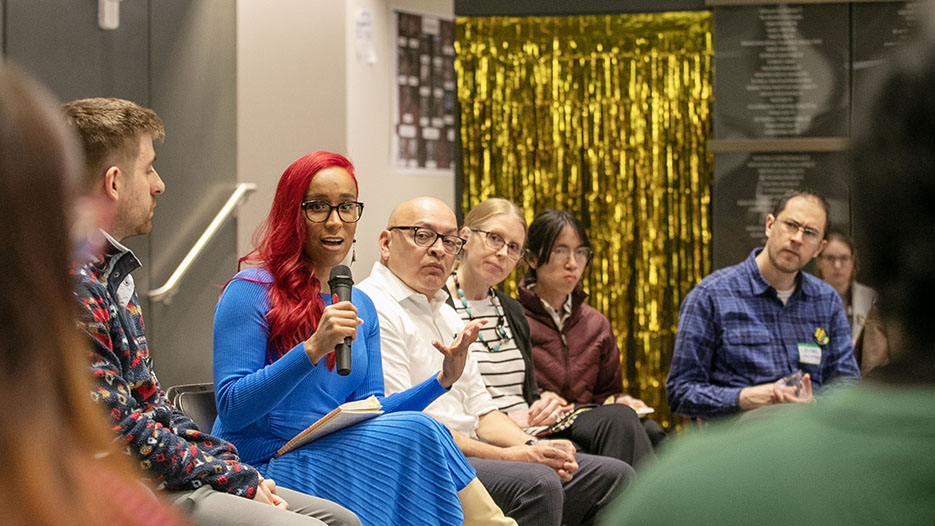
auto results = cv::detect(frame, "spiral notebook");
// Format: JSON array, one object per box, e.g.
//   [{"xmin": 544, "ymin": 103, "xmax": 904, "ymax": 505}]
[
  {"xmin": 274, "ymin": 395, "xmax": 383, "ymax": 458},
  {"xmin": 525, "ymin": 404, "xmax": 655, "ymax": 438}
]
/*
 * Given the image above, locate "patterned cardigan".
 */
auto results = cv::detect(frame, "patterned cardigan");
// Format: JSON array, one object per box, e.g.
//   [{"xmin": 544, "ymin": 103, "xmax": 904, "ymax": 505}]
[{"xmin": 73, "ymin": 242, "xmax": 259, "ymax": 495}]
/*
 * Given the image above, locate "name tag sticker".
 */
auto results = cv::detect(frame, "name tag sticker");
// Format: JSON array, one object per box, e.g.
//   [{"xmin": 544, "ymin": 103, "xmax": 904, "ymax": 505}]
[{"xmin": 797, "ymin": 343, "xmax": 822, "ymax": 365}]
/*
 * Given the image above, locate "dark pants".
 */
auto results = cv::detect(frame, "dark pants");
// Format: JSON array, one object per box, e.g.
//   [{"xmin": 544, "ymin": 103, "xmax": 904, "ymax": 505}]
[
  {"xmin": 641, "ymin": 417, "xmax": 667, "ymax": 449},
  {"xmin": 553, "ymin": 404, "xmax": 656, "ymax": 469},
  {"xmin": 469, "ymin": 451, "xmax": 632, "ymax": 526}
]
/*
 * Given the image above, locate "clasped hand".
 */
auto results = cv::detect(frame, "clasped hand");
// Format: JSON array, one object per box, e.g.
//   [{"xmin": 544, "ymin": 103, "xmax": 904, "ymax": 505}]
[
  {"xmin": 770, "ymin": 372, "xmax": 815, "ymax": 404},
  {"xmin": 614, "ymin": 394, "xmax": 648, "ymax": 410},
  {"xmin": 739, "ymin": 373, "xmax": 815, "ymax": 410},
  {"xmin": 516, "ymin": 439, "xmax": 578, "ymax": 482},
  {"xmin": 434, "ymin": 319, "xmax": 486, "ymax": 389},
  {"xmin": 254, "ymin": 476, "xmax": 289, "ymax": 509}
]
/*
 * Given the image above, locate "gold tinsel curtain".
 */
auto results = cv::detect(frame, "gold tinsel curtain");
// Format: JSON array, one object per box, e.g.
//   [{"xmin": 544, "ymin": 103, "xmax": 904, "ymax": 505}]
[{"xmin": 455, "ymin": 12, "xmax": 713, "ymax": 430}]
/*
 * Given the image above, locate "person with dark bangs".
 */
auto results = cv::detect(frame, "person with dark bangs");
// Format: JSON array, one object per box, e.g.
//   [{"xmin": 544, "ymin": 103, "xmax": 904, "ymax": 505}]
[
  {"xmin": 211, "ymin": 152, "xmax": 517, "ymax": 526},
  {"xmin": 517, "ymin": 209, "xmax": 664, "ymax": 451},
  {"xmin": 444, "ymin": 200, "xmax": 657, "ymax": 468}
]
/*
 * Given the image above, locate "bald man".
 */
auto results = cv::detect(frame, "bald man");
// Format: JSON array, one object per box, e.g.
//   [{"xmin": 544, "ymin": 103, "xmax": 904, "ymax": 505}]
[{"xmin": 358, "ymin": 197, "xmax": 632, "ymax": 526}]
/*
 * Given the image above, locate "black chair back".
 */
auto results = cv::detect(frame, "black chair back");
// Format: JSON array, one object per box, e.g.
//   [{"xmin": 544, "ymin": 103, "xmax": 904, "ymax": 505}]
[{"xmin": 166, "ymin": 382, "xmax": 217, "ymax": 433}]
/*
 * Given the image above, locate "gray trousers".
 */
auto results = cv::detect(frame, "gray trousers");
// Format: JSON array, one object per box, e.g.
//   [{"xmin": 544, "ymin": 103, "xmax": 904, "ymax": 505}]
[
  {"xmin": 168, "ymin": 485, "xmax": 361, "ymax": 526},
  {"xmin": 469, "ymin": 452, "xmax": 633, "ymax": 526}
]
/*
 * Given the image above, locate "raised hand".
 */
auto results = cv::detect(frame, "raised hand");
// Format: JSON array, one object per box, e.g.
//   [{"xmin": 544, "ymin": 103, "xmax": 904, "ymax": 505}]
[{"xmin": 434, "ymin": 318, "xmax": 486, "ymax": 388}]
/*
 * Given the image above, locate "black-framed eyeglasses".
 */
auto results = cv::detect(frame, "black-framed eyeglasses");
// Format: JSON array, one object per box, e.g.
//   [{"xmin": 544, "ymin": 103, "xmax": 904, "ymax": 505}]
[
  {"xmin": 301, "ymin": 201, "xmax": 364, "ymax": 223},
  {"xmin": 470, "ymin": 228, "xmax": 526, "ymax": 260},
  {"xmin": 776, "ymin": 218, "xmax": 821, "ymax": 243},
  {"xmin": 550, "ymin": 246, "xmax": 593, "ymax": 264},
  {"xmin": 389, "ymin": 225, "xmax": 466, "ymax": 255}
]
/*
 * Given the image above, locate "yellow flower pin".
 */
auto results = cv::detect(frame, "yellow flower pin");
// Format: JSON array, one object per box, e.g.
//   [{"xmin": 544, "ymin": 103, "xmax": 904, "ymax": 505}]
[{"xmin": 813, "ymin": 327, "xmax": 829, "ymax": 346}]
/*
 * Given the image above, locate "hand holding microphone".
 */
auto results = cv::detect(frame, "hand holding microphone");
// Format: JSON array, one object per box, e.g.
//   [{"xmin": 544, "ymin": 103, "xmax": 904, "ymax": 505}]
[
  {"xmin": 328, "ymin": 265, "xmax": 355, "ymax": 376},
  {"xmin": 303, "ymin": 265, "xmax": 360, "ymax": 375}
]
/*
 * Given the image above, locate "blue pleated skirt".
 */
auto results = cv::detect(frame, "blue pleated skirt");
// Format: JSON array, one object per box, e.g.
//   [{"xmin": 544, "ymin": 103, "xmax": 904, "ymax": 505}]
[{"xmin": 264, "ymin": 411, "xmax": 475, "ymax": 526}]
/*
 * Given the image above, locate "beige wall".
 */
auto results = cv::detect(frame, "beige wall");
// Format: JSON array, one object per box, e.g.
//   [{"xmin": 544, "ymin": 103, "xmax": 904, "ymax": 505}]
[
  {"xmin": 236, "ymin": 0, "xmax": 348, "ymax": 261},
  {"xmin": 237, "ymin": 0, "xmax": 455, "ymax": 279}
]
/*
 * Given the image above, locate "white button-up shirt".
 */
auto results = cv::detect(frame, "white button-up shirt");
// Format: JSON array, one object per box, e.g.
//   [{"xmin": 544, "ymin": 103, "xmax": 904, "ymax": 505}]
[{"xmin": 358, "ymin": 262, "xmax": 497, "ymax": 438}]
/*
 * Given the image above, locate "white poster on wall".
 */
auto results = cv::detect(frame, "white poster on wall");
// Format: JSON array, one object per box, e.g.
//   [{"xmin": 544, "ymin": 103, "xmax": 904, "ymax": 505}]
[{"xmin": 393, "ymin": 10, "xmax": 456, "ymax": 173}]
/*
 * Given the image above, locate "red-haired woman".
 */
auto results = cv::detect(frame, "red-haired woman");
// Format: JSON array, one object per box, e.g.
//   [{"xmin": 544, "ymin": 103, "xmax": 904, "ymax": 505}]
[{"xmin": 212, "ymin": 152, "xmax": 515, "ymax": 526}]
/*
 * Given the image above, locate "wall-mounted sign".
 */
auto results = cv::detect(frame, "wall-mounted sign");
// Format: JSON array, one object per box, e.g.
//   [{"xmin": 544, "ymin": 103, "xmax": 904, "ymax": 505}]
[{"xmin": 714, "ymin": 4, "xmax": 849, "ymax": 139}]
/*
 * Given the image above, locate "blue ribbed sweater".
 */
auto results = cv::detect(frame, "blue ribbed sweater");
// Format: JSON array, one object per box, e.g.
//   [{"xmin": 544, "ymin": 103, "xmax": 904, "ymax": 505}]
[{"xmin": 211, "ymin": 267, "xmax": 449, "ymax": 466}]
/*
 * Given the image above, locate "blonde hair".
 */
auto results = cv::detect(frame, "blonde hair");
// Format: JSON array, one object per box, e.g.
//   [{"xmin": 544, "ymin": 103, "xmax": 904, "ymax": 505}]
[
  {"xmin": 817, "ymin": 231, "xmax": 859, "ymax": 286},
  {"xmin": 457, "ymin": 198, "xmax": 527, "ymax": 268},
  {"xmin": 462, "ymin": 198, "xmax": 527, "ymax": 233}
]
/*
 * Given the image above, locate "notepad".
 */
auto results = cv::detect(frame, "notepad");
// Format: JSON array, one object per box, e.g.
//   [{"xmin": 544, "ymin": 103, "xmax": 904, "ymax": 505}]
[{"xmin": 274, "ymin": 395, "xmax": 383, "ymax": 458}]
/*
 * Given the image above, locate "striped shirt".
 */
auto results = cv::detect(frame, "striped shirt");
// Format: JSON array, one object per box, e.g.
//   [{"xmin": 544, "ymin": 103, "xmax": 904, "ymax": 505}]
[{"xmin": 452, "ymin": 292, "xmax": 529, "ymax": 413}]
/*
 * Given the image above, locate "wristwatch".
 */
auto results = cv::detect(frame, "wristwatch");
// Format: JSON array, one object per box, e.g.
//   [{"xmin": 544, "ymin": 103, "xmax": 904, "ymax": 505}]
[{"xmin": 524, "ymin": 437, "xmax": 538, "ymax": 446}]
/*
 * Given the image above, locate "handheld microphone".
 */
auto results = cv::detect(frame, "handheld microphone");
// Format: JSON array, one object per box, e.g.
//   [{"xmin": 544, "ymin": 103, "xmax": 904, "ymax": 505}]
[{"xmin": 328, "ymin": 265, "xmax": 354, "ymax": 376}]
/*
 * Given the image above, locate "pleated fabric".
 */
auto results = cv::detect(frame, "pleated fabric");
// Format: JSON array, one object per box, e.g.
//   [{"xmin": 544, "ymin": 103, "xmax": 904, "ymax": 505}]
[
  {"xmin": 266, "ymin": 411, "xmax": 473, "ymax": 526},
  {"xmin": 212, "ymin": 270, "xmax": 476, "ymax": 526}
]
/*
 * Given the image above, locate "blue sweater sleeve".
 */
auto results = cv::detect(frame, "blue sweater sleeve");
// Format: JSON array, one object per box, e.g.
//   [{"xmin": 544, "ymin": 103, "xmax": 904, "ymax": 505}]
[
  {"xmin": 213, "ymin": 275, "xmax": 320, "ymax": 431},
  {"xmin": 213, "ymin": 273, "xmax": 446, "ymax": 432},
  {"xmin": 345, "ymin": 289, "xmax": 448, "ymax": 412}
]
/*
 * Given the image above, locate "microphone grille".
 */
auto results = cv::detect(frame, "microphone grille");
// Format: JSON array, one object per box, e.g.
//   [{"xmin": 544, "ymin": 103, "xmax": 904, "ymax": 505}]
[{"xmin": 329, "ymin": 264, "xmax": 353, "ymax": 283}]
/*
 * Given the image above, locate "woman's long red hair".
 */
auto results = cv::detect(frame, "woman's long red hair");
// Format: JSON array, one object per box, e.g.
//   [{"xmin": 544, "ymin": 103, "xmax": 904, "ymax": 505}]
[{"xmin": 239, "ymin": 151, "xmax": 358, "ymax": 360}]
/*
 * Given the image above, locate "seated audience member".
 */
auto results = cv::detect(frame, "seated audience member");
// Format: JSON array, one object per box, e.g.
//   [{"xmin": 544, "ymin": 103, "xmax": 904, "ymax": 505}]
[
  {"xmin": 518, "ymin": 209, "xmax": 665, "ymax": 450},
  {"xmin": 666, "ymin": 188, "xmax": 861, "ymax": 420},
  {"xmin": 211, "ymin": 152, "xmax": 514, "ymax": 526},
  {"xmin": 815, "ymin": 232, "xmax": 889, "ymax": 375},
  {"xmin": 359, "ymin": 197, "xmax": 632, "ymax": 526},
  {"xmin": 0, "ymin": 65, "xmax": 185, "ymax": 526},
  {"xmin": 855, "ymin": 302, "xmax": 891, "ymax": 375},
  {"xmin": 603, "ymin": 38, "xmax": 935, "ymax": 526},
  {"xmin": 815, "ymin": 231, "xmax": 877, "ymax": 346},
  {"xmin": 65, "ymin": 99, "xmax": 360, "ymax": 526},
  {"xmin": 446, "ymin": 199, "xmax": 655, "ymax": 467}
]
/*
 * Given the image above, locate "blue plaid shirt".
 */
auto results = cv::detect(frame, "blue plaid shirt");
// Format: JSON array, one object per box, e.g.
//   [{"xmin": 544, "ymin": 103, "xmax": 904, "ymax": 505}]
[{"xmin": 667, "ymin": 249, "xmax": 860, "ymax": 419}]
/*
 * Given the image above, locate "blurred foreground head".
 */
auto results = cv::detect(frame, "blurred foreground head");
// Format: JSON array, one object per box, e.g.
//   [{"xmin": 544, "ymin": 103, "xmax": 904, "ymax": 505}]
[
  {"xmin": 851, "ymin": 39, "xmax": 935, "ymax": 367},
  {"xmin": 0, "ymin": 65, "xmax": 155, "ymax": 526}
]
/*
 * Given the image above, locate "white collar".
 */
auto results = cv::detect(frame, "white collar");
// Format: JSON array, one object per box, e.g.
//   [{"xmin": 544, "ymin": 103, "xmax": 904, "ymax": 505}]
[{"xmin": 368, "ymin": 261, "xmax": 450, "ymax": 307}]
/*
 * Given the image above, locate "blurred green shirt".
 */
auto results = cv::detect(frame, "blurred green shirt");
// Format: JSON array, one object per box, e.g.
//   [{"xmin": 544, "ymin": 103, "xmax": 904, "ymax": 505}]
[{"xmin": 603, "ymin": 382, "xmax": 935, "ymax": 525}]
